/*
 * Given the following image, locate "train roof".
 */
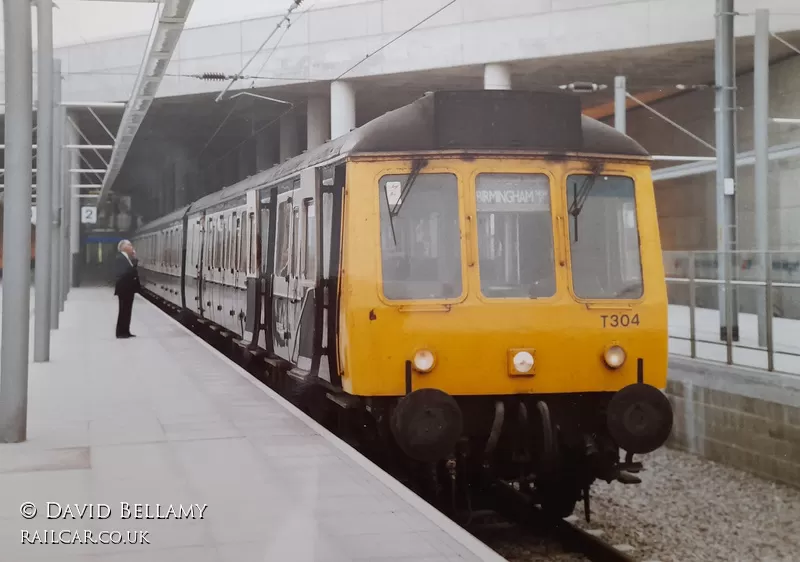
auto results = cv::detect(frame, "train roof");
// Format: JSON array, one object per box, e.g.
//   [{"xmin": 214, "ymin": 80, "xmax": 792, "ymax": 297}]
[{"xmin": 136, "ymin": 90, "xmax": 648, "ymax": 233}]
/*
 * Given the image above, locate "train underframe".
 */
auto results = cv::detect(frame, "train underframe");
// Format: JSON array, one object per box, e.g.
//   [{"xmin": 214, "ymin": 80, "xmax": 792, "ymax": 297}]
[{"xmin": 330, "ymin": 392, "xmax": 660, "ymax": 521}]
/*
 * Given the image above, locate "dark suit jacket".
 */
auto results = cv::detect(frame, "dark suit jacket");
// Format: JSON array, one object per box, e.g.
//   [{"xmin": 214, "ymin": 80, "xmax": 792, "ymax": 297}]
[{"xmin": 114, "ymin": 253, "xmax": 141, "ymax": 296}]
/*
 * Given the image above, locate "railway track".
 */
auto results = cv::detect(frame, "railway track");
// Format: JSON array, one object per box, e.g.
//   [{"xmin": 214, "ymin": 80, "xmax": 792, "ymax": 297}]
[
  {"xmin": 489, "ymin": 480, "xmax": 636, "ymax": 562},
  {"xmin": 144, "ymin": 289, "xmax": 640, "ymax": 562}
]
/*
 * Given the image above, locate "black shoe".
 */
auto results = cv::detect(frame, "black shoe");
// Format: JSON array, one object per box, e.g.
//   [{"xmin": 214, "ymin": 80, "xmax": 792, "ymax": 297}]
[{"xmin": 116, "ymin": 334, "xmax": 135, "ymax": 339}]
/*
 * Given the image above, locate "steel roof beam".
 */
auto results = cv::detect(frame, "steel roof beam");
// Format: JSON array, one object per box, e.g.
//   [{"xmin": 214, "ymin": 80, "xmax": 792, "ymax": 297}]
[
  {"xmin": 652, "ymin": 141, "xmax": 800, "ymax": 181},
  {"xmin": 98, "ymin": 0, "xmax": 194, "ymax": 202}
]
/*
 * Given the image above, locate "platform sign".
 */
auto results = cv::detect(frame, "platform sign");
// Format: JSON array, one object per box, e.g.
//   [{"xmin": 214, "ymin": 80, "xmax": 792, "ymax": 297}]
[
  {"xmin": 31, "ymin": 206, "xmax": 36, "ymax": 225},
  {"xmin": 81, "ymin": 206, "xmax": 97, "ymax": 224}
]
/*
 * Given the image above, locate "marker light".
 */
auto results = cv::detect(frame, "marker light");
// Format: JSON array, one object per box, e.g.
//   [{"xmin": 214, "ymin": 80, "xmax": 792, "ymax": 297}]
[
  {"xmin": 413, "ymin": 349, "xmax": 436, "ymax": 373},
  {"xmin": 604, "ymin": 345, "xmax": 627, "ymax": 369},
  {"xmin": 512, "ymin": 351, "xmax": 535, "ymax": 374}
]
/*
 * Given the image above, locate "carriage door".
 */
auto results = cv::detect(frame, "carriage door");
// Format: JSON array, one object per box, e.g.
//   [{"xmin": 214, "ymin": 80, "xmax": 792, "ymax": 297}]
[
  {"xmin": 291, "ymin": 168, "xmax": 320, "ymax": 371},
  {"xmin": 272, "ymin": 180, "xmax": 301, "ymax": 361},
  {"xmin": 195, "ymin": 213, "xmax": 205, "ymax": 316},
  {"xmin": 272, "ymin": 170, "xmax": 317, "ymax": 364}
]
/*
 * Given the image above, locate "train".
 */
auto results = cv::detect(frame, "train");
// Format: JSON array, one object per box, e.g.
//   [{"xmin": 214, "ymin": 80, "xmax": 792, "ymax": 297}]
[{"xmin": 132, "ymin": 90, "xmax": 674, "ymax": 519}]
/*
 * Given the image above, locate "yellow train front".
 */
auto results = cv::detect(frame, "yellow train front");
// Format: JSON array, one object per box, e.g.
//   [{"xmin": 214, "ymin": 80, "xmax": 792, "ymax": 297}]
[{"xmin": 336, "ymin": 91, "xmax": 673, "ymax": 516}]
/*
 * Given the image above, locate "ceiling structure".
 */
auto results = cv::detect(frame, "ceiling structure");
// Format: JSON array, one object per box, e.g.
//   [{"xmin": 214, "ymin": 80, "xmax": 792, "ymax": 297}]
[
  {"xmin": 98, "ymin": 0, "xmax": 195, "ymax": 202},
  {"xmin": 4, "ymin": 24, "xmax": 799, "ymax": 218}
]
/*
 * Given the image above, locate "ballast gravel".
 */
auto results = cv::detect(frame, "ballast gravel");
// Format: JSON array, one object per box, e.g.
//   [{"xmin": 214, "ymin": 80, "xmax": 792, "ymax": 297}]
[
  {"xmin": 482, "ymin": 447, "xmax": 799, "ymax": 561},
  {"xmin": 571, "ymin": 447, "xmax": 800, "ymax": 562}
]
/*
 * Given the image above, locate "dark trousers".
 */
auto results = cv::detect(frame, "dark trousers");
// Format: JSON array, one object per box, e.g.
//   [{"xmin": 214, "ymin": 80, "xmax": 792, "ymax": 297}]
[{"xmin": 116, "ymin": 293, "xmax": 134, "ymax": 337}]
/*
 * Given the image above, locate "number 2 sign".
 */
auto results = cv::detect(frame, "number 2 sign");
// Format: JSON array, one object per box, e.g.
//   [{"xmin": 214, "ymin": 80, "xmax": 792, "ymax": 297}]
[{"xmin": 81, "ymin": 206, "xmax": 97, "ymax": 224}]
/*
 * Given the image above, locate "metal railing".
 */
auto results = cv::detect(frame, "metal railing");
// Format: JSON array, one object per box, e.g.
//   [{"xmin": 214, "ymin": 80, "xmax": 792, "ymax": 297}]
[{"xmin": 663, "ymin": 250, "xmax": 800, "ymax": 374}]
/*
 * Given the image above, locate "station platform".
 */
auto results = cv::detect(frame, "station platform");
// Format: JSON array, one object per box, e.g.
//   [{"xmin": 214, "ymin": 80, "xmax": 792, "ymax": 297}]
[
  {"xmin": 0, "ymin": 287, "xmax": 504, "ymax": 562},
  {"xmin": 668, "ymin": 304, "xmax": 800, "ymax": 375}
]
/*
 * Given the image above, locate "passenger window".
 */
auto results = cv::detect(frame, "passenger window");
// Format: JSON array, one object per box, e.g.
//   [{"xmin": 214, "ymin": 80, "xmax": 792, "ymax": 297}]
[
  {"xmin": 475, "ymin": 173, "xmax": 556, "ymax": 298},
  {"xmin": 276, "ymin": 201, "xmax": 291, "ymax": 277},
  {"xmin": 260, "ymin": 207, "xmax": 270, "ymax": 273},
  {"xmin": 237, "ymin": 215, "xmax": 244, "ymax": 271},
  {"xmin": 216, "ymin": 219, "xmax": 223, "ymax": 269},
  {"xmin": 229, "ymin": 214, "xmax": 236, "ymax": 270},
  {"xmin": 210, "ymin": 221, "xmax": 216, "ymax": 269},
  {"xmin": 322, "ymin": 192, "xmax": 332, "ymax": 278},
  {"xmin": 223, "ymin": 216, "xmax": 230, "ymax": 270},
  {"xmin": 249, "ymin": 211, "xmax": 257, "ymax": 275},
  {"xmin": 291, "ymin": 206, "xmax": 300, "ymax": 277},
  {"xmin": 206, "ymin": 220, "xmax": 213, "ymax": 268},
  {"xmin": 378, "ymin": 173, "xmax": 462, "ymax": 300},
  {"xmin": 304, "ymin": 199, "xmax": 316, "ymax": 279}
]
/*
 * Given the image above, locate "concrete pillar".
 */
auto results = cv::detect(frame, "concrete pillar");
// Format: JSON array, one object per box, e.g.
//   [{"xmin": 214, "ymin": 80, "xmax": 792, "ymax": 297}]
[
  {"xmin": 255, "ymin": 129, "xmax": 275, "ymax": 172},
  {"xmin": 279, "ymin": 112, "xmax": 299, "ymax": 163},
  {"xmin": 0, "ymin": 0, "xmax": 34, "ymax": 443},
  {"xmin": 484, "ymin": 63, "xmax": 511, "ymax": 90},
  {"xmin": 67, "ymin": 120, "xmax": 80, "ymax": 289},
  {"xmin": 174, "ymin": 148, "xmax": 191, "ymax": 208},
  {"xmin": 614, "ymin": 76, "xmax": 626, "ymax": 134},
  {"xmin": 331, "ymin": 80, "xmax": 356, "ymax": 139},
  {"xmin": 307, "ymin": 96, "xmax": 330, "ymax": 150},
  {"xmin": 33, "ymin": 0, "xmax": 54, "ymax": 362},
  {"xmin": 238, "ymin": 140, "xmax": 253, "ymax": 180}
]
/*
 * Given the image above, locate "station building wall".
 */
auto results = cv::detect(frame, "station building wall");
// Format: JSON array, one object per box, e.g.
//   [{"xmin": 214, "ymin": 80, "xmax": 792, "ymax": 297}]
[{"xmin": 625, "ymin": 54, "xmax": 800, "ymax": 318}]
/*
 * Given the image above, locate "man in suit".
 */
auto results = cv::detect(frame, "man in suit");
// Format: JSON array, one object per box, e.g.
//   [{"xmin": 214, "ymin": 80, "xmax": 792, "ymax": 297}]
[{"xmin": 114, "ymin": 239, "xmax": 140, "ymax": 339}]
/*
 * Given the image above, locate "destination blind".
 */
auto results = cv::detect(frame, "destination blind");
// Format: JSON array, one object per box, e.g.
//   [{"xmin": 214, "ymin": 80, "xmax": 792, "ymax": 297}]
[{"xmin": 475, "ymin": 174, "xmax": 550, "ymax": 212}]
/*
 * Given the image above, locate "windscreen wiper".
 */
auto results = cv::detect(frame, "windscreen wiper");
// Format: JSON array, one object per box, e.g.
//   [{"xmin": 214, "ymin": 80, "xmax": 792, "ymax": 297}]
[
  {"xmin": 384, "ymin": 159, "xmax": 427, "ymax": 245},
  {"xmin": 391, "ymin": 159, "xmax": 426, "ymax": 217},
  {"xmin": 568, "ymin": 163, "xmax": 604, "ymax": 218}
]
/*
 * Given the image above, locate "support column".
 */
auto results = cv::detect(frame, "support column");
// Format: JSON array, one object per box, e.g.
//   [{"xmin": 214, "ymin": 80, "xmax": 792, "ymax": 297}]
[
  {"xmin": 65, "ymin": 117, "xmax": 79, "ymax": 291},
  {"xmin": 279, "ymin": 112, "xmax": 299, "ymax": 163},
  {"xmin": 0, "ymin": 0, "xmax": 34, "ymax": 443},
  {"xmin": 484, "ymin": 63, "xmax": 511, "ymax": 90},
  {"xmin": 715, "ymin": 0, "xmax": 739, "ymax": 343},
  {"xmin": 330, "ymin": 81, "xmax": 355, "ymax": 140},
  {"xmin": 237, "ymin": 140, "xmax": 252, "ymax": 181},
  {"xmin": 255, "ymin": 128, "xmax": 275, "ymax": 172},
  {"xmin": 307, "ymin": 96, "xmax": 330, "ymax": 150},
  {"xmin": 614, "ymin": 76, "xmax": 627, "ymax": 134},
  {"xmin": 754, "ymin": 8, "xmax": 769, "ymax": 347},
  {"xmin": 33, "ymin": 0, "xmax": 54, "ymax": 362},
  {"xmin": 50, "ymin": 58, "xmax": 62, "ymax": 330},
  {"xmin": 70, "ymin": 152, "xmax": 79, "ymax": 290}
]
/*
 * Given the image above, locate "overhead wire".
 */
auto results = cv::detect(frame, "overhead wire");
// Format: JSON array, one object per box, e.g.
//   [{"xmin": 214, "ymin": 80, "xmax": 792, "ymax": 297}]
[
  {"xmin": 194, "ymin": 1, "xmax": 315, "ymax": 164},
  {"xmin": 249, "ymin": 1, "xmax": 316, "ymax": 88},
  {"xmin": 198, "ymin": 0, "xmax": 461, "ymax": 179},
  {"xmin": 332, "ymin": 0, "xmax": 458, "ymax": 81},
  {"xmin": 214, "ymin": 0, "xmax": 306, "ymax": 102}
]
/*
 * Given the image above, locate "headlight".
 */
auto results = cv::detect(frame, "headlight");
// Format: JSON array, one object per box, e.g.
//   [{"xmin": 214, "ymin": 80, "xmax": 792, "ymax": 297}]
[
  {"xmin": 603, "ymin": 345, "xmax": 626, "ymax": 369},
  {"xmin": 512, "ymin": 351, "xmax": 535, "ymax": 374},
  {"xmin": 413, "ymin": 349, "xmax": 436, "ymax": 373}
]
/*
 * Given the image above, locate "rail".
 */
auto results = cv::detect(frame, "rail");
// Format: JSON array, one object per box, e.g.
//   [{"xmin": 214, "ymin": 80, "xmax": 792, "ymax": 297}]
[{"xmin": 664, "ymin": 250, "xmax": 800, "ymax": 374}]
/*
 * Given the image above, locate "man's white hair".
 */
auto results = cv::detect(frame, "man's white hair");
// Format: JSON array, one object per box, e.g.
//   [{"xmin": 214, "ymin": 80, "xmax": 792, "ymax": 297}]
[{"xmin": 118, "ymin": 239, "xmax": 131, "ymax": 252}]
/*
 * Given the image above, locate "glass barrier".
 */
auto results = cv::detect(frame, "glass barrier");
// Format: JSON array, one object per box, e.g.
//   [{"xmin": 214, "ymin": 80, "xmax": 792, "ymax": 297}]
[{"xmin": 663, "ymin": 250, "xmax": 800, "ymax": 376}]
